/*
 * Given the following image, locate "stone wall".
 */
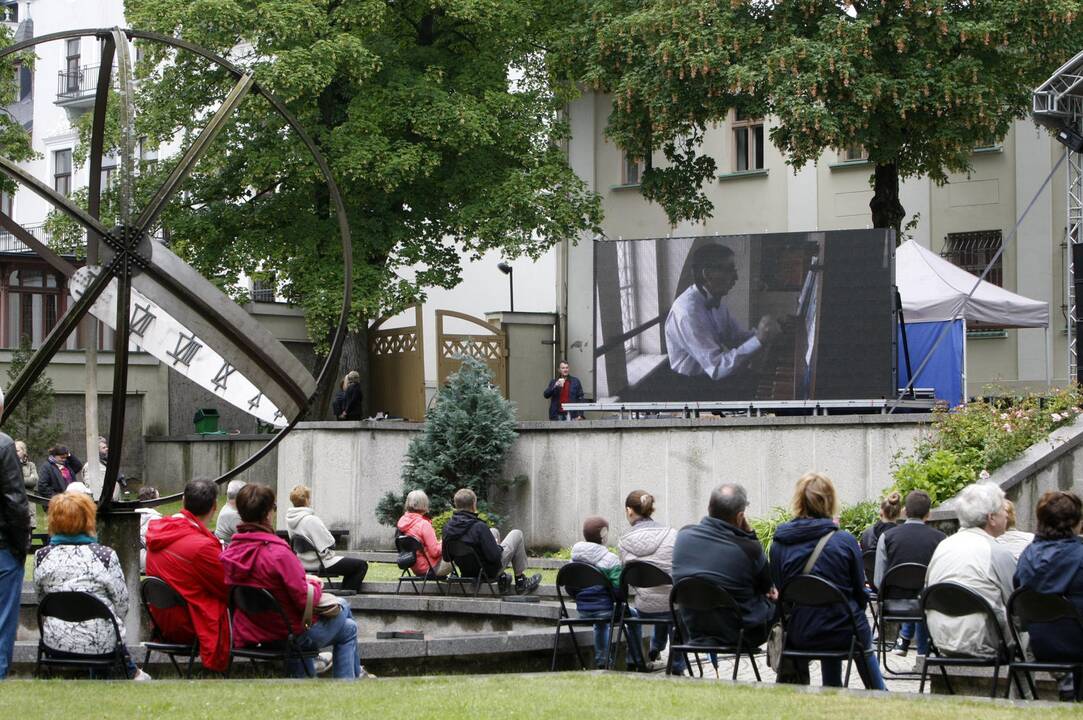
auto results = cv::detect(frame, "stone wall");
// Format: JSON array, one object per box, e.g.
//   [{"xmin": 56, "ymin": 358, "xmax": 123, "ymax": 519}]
[
  {"xmin": 278, "ymin": 414, "xmax": 930, "ymax": 550},
  {"xmin": 143, "ymin": 435, "xmax": 280, "ymax": 495}
]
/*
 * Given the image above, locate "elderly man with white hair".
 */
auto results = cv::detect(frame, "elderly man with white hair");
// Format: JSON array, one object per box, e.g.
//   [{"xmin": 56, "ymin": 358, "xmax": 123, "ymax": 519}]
[
  {"xmin": 925, "ymin": 482, "xmax": 1016, "ymax": 657},
  {"xmin": 214, "ymin": 479, "xmax": 246, "ymax": 547}
]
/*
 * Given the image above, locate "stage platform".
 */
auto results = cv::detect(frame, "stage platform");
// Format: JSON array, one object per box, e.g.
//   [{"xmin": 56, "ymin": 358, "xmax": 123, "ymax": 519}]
[{"xmin": 562, "ymin": 398, "xmax": 938, "ymax": 419}]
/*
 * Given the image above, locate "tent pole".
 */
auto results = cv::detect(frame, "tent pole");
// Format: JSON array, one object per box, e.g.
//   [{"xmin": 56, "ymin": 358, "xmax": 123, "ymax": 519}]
[
  {"xmin": 895, "ymin": 288, "xmax": 914, "ymax": 398},
  {"xmin": 961, "ymin": 318, "xmax": 968, "ymax": 404}
]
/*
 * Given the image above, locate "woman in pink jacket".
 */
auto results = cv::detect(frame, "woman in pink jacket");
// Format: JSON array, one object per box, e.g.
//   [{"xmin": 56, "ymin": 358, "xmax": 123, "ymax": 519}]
[
  {"xmin": 396, "ymin": 490, "xmax": 451, "ymax": 578},
  {"xmin": 220, "ymin": 485, "xmax": 371, "ymax": 679}
]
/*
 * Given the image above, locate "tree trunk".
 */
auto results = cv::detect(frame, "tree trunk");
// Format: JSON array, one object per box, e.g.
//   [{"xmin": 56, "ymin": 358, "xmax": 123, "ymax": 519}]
[{"xmin": 870, "ymin": 162, "xmax": 905, "ymax": 243}]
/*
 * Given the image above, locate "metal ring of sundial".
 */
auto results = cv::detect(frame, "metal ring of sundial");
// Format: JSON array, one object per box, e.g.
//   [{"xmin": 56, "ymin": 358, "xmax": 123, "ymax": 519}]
[{"xmin": 0, "ymin": 28, "xmax": 352, "ymax": 511}]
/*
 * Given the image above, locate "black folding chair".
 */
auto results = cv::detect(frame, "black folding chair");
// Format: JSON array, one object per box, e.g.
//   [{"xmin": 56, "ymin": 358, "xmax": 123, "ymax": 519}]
[
  {"xmin": 551, "ymin": 562, "xmax": 618, "ymax": 671},
  {"xmin": 226, "ymin": 586, "xmax": 320, "ymax": 677},
  {"xmin": 778, "ymin": 575, "xmax": 864, "ymax": 687},
  {"xmin": 608, "ymin": 562, "xmax": 672, "ymax": 671},
  {"xmin": 668, "ymin": 577, "xmax": 764, "ymax": 680},
  {"xmin": 1007, "ymin": 587, "xmax": 1083, "ymax": 701},
  {"xmin": 862, "ymin": 549, "xmax": 880, "ymax": 627},
  {"xmin": 289, "ymin": 534, "xmax": 352, "ymax": 595},
  {"xmin": 443, "ymin": 538, "xmax": 501, "ymax": 597},
  {"xmin": 36, "ymin": 591, "xmax": 128, "ymax": 678},
  {"xmin": 876, "ymin": 562, "xmax": 926, "ymax": 676},
  {"xmin": 919, "ymin": 582, "xmax": 1016, "ymax": 698},
  {"xmin": 140, "ymin": 576, "xmax": 200, "ymax": 677},
  {"xmin": 394, "ymin": 533, "xmax": 445, "ymax": 596}
]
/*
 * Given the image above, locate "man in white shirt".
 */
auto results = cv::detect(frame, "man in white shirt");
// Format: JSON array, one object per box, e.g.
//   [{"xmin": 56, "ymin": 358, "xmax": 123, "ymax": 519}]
[
  {"xmin": 665, "ymin": 243, "xmax": 778, "ymax": 384},
  {"xmin": 214, "ymin": 479, "xmax": 246, "ymax": 547},
  {"xmin": 925, "ymin": 482, "xmax": 1016, "ymax": 658}
]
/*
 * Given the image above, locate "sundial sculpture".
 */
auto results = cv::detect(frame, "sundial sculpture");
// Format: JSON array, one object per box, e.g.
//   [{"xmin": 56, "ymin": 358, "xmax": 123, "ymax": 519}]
[{"xmin": 0, "ymin": 28, "xmax": 351, "ymax": 511}]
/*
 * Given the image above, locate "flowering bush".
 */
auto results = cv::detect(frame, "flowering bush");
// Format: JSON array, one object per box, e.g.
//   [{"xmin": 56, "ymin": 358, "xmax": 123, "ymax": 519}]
[{"xmin": 892, "ymin": 386, "xmax": 1083, "ymax": 506}]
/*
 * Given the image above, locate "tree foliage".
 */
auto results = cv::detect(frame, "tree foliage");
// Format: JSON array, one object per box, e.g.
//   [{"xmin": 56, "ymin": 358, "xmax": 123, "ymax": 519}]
[
  {"xmin": 2, "ymin": 336, "xmax": 62, "ymax": 459},
  {"xmin": 553, "ymin": 0, "xmax": 1083, "ymax": 232},
  {"xmin": 375, "ymin": 356, "xmax": 517, "ymax": 526}
]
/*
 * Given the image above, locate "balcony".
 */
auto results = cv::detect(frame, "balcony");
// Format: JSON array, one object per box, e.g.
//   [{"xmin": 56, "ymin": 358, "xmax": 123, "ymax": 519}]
[
  {"xmin": 56, "ymin": 65, "xmax": 100, "ymax": 108},
  {"xmin": 0, "ymin": 223, "xmax": 83, "ymax": 256}
]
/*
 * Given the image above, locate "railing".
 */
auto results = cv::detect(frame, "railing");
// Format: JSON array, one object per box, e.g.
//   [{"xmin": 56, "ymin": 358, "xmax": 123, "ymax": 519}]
[
  {"xmin": 0, "ymin": 223, "xmax": 84, "ymax": 255},
  {"xmin": 56, "ymin": 64, "xmax": 100, "ymax": 102}
]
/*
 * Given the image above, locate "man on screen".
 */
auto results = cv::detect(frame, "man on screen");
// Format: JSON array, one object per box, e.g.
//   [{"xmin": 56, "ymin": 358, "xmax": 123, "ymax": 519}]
[
  {"xmin": 543, "ymin": 360, "xmax": 585, "ymax": 420},
  {"xmin": 665, "ymin": 243, "xmax": 779, "ymax": 384}
]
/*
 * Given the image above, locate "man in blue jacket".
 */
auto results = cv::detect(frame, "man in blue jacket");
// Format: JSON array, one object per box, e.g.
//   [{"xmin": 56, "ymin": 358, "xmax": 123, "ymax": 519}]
[
  {"xmin": 543, "ymin": 360, "xmax": 584, "ymax": 420},
  {"xmin": 440, "ymin": 488, "xmax": 541, "ymax": 594}
]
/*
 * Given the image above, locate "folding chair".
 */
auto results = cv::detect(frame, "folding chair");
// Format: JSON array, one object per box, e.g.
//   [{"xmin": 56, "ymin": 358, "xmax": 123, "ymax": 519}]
[
  {"xmin": 443, "ymin": 538, "xmax": 502, "ymax": 597},
  {"xmin": 668, "ymin": 577, "xmax": 764, "ymax": 680},
  {"xmin": 1007, "ymin": 587, "xmax": 1083, "ymax": 701},
  {"xmin": 226, "ymin": 586, "xmax": 320, "ymax": 677},
  {"xmin": 778, "ymin": 575, "xmax": 864, "ymax": 687},
  {"xmin": 36, "ymin": 591, "xmax": 128, "ymax": 678},
  {"xmin": 289, "ymin": 534, "xmax": 352, "ymax": 595},
  {"xmin": 551, "ymin": 562, "xmax": 618, "ymax": 671},
  {"xmin": 395, "ymin": 533, "xmax": 444, "ymax": 595},
  {"xmin": 140, "ymin": 576, "xmax": 200, "ymax": 677},
  {"xmin": 876, "ymin": 562, "xmax": 926, "ymax": 676},
  {"xmin": 609, "ymin": 562, "xmax": 673, "ymax": 671},
  {"xmin": 919, "ymin": 582, "xmax": 1016, "ymax": 698},
  {"xmin": 862, "ymin": 549, "xmax": 880, "ymax": 627}
]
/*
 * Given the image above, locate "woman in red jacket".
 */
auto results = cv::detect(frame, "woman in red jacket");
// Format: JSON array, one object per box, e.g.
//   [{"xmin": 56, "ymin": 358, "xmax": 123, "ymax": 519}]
[{"xmin": 396, "ymin": 490, "xmax": 451, "ymax": 578}]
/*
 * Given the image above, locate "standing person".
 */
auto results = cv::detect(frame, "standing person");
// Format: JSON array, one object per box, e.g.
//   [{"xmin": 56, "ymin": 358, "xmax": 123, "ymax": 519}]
[
  {"xmin": 769, "ymin": 472, "xmax": 886, "ymax": 690},
  {"xmin": 15, "ymin": 441, "xmax": 35, "ymax": 545},
  {"xmin": 145, "ymin": 479, "xmax": 231, "ymax": 673},
  {"xmin": 338, "ymin": 370, "xmax": 363, "ymax": 420},
  {"xmin": 0, "ymin": 389, "xmax": 30, "ymax": 680},
  {"xmin": 542, "ymin": 360, "xmax": 585, "ymax": 420},
  {"xmin": 618, "ymin": 490, "xmax": 677, "ymax": 667},
  {"xmin": 331, "ymin": 376, "xmax": 348, "ymax": 419},
  {"xmin": 859, "ymin": 492, "xmax": 902, "ymax": 552},
  {"xmin": 285, "ymin": 485, "xmax": 368, "ymax": 592},
  {"xmin": 215, "ymin": 479, "xmax": 246, "ymax": 547},
  {"xmin": 98, "ymin": 437, "xmax": 128, "ymax": 494},
  {"xmin": 36, "ymin": 446, "xmax": 83, "ymax": 501}
]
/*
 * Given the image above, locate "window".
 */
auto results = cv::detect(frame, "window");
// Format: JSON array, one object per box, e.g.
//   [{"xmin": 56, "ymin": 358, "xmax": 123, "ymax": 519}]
[
  {"xmin": 100, "ymin": 154, "xmax": 117, "ymax": 190},
  {"xmin": 65, "ymin": 38, "xmax": 80, "ymax": 93},
  {"xmin": 621, "ymin": 150, "xmax": 644, "ymax": 186},
  {"xmin": 12, "ymin": 61, "xmax": 30, "ymax": 101},
  {"xmin": 53, "ymin": 149, "xmax": 72, "ymax": 196},
  {"xmin": 0, "ymin": 190, "xmax": 12, "ymax": 216},
  {"xmin": 5, "ymin": 267, "xmax": 64, "ymax": 349},
  {"xmin": 252, "ymin": 275, "xmax": 276, "ymax": 302},
  {"xmin": 2, "ymin": 2, "xmax": 17, "ymax": 23},
  {"xmin": 840, "ymin": 145, "xmax": 867, "ymax": 162},
  {"xmin": 942, "ymin": 230, "xmax": 1003, "ymax": 287},
  {"xmin": 732, "ymin": 111, "xmax": 765, "ymax": 171},
  {"xmin": 138, "ymin": 137, "xmax": 158, "ymax": 172},
  {"xmin": 615, "ymin": 241, "xmax": 639, "ymax": 355}
]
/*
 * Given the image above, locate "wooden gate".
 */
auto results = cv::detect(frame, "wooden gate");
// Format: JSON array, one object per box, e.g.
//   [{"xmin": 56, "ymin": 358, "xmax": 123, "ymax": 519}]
[
  {"xmin": 368, "ymin": 305, "xmax": 425, "ymax": 420},
  {"xmin": 436, "ymin": 310, "xmax": 507, "ymax": 397}
]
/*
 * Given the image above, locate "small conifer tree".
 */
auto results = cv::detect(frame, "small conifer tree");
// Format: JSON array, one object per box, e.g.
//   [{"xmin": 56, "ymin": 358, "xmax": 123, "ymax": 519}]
[
  {"xmin": 3, "ymin": 335, "xmax": 62, "ymax": 459},
  {"xmin": 376, "ymin": 356, "xmax": 517, "ymax": 526}
]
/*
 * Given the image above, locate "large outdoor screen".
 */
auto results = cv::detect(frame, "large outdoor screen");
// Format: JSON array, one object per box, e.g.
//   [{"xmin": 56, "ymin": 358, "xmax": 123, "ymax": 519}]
[{"xmin": 593, "ymin": 230, "xmax": 896, "ymax": 402}]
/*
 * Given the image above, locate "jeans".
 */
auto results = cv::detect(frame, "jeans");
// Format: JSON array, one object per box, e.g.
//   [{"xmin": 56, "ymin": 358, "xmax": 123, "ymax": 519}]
[
  {"xmin": 290, "ymin": 597, "xmax": 362, "ymax": 679},
  {"xmin": 0, "ymin": 549, "xmax": 20, "ymax": 679},
  {"xmin": 898, "ymin": 622, "xmax": 929, "ymax": 655},
  {"xmin": 819, "ymin": 650, "xmax": 886, "ymax": 690},
  {"xmin": 577, "ymin": 608, "xmax": 645, "ymax": 669}
]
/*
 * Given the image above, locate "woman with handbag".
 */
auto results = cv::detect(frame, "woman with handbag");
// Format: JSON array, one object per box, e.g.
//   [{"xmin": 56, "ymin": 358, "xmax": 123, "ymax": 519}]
[
  {"xmin": 396, "ymin": 490, "xmax": 452, "ymax": 578},
  {"xmin": 221, "ymin": 485, "xmax": 373, "ymax": 679},
  {"xmin": 768, "ymin": 472, "xmax": 886, "ymax": 690}
]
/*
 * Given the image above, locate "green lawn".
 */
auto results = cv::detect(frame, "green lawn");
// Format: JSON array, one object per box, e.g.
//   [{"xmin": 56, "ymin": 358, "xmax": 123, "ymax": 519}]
[{"xmin": 0, "ymin": 673, "xmax": 1071, "ymax": 719}]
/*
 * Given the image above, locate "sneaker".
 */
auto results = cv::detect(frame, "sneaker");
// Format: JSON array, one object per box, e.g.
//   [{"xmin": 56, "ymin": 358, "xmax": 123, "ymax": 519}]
[
  {"xmin": 893, "ymin": 637, "xmax": 910, "ymax": 657},
  {"xmin": 132, "ymin": 668, "xmax": 153, "ymax": 681},
  {"xmin": 497, "ymin": 573, "xmax": 511, "ymax": 594},
  {"xmin": 314, "ymin": 651, "xmax": 334, "ymax": 675},
  {"xmin": 359, "ymin": 665, "xmax": 377, "ymax": 679},
  {"xmin": 515, "ymin": 573, "xmax": 542, "ymax": 595}
]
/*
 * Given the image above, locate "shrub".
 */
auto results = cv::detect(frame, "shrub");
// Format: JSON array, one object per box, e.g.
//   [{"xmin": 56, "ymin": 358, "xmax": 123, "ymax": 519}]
[
  {"xmin": 430, "ymin": 508, "xmax": 494, "ymax": 538},
  {"xmin": 838, "ymin": 500, "xmax": 879, "ymax": 539}
]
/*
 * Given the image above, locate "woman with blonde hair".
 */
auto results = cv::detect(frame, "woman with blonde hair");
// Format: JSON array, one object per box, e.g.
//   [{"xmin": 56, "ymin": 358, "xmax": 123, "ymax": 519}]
[
  {"xmin": 768, "ymin": 472, "xmax": 885, "ymax": 690},
  {"xmin": 285, "ymin": 484, "xmax": 368, "ymax": 592},
  {"xmin": 859, "ymin": 491, "xmax": 902, "ymax": 552}
]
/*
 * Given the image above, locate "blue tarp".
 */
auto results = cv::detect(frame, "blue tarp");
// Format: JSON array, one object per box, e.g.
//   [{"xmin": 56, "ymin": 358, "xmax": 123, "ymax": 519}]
[{"xmin": 897, "ymin": 320, "xmax": 964, "ymax": 406}]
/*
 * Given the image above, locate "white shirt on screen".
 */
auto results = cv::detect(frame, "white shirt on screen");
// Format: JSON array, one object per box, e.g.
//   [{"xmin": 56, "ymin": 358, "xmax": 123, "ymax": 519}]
[{"xmin": 665, "ymin": 284, "xmax": 761, "ymax": 380}]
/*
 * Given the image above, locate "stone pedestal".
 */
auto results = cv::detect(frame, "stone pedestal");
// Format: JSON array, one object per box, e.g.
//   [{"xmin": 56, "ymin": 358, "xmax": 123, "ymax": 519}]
[{"xmin": 97, "ymin": 511, "xmax": 142, "ymax": 642}]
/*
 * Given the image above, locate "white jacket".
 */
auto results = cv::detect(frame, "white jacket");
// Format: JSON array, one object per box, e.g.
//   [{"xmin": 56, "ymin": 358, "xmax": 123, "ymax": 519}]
[
  {"xmin": 618, "ymin": 519, "xmax": 677, "ymax": 614},
  {"xmin": 284, "ymin": 505, "xmax": 341, "ymax": 572},
  {"xmin": 34, "ymin": 541, "xmax": 129, "ymax": 654}
]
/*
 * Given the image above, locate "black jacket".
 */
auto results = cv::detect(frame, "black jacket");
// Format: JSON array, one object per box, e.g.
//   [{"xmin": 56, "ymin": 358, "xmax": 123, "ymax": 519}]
[
  {"xmin": 340, "ymin": 383, "xmax": 363, "ymax": 420},
  {"xmin": 542, "ymin": 375, "xmax": 584, "ymax": 420},
  {"xmin": 36, "ymin": 454, "xmax": 84, "ymax": 501},
  {"xmin": 441, "ymin": 510, "xmax": 503, "ymax": 578},
  {"xmin": 0, "ymin": 432, "xmax": 30, "ymax": 557}
]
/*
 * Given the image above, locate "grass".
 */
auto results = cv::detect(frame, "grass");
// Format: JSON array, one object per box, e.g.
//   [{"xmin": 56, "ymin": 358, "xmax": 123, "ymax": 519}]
[{"xmin": 0, "ymin": 673, "xmax": 1072, "ymax": 719}]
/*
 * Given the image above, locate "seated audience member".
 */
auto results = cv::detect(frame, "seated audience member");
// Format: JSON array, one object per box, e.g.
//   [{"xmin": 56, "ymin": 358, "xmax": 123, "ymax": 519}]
[
  {"xmin": 15, "ymin": 440, "xmax": 35, "ymax": 543},
  {"xmin": 285, "ymin": 484, "xmax": 368, "ymax": 592},
  {"xmin": 221, "ymin": 485, "xmax": 371, "ymax": 679},
  {"xmin": 996, "ymin": 499, "xmax": 1035, "ymax": 562},
  {"xmin": 571, "ymin": 516, "xmax": 644, "ymax": 670},
  {"xmin": 135, "ymin": 486, "xmax": 162, "ymax": 573},
  {"xmin": 215, "ymin": 479, "xmax": 245, "ymax": 547},
  {"xmin": 35, "ymin": 446, "xmax": 83, "ymax": 501},
  {"xmin": 673, "ymin": 483, "xmax": 776, "ymax": 653},
  {"xmin": 34, "ymin": 492, "xmax": 150, "ymax": 680},
  {"xmin": 873, "ymin": 490, "xmax": 946, "ymax": 657},
  {"xmin": 618, "ymin": 490, "xmax": 677, "ymax": 666},
  {"xmin": 440, "ymin": 488, "xmax": 541, "ymax": 594},
  {"xmin": 396, "ymin": 489, "xmax": 451, "ymax": 578},
  {"xmin": 144, "ymin": 479, "xmax": 230, "ymax": 673},
  {"xmin": 769, "ymin": 472, "xmax": 886, "ymax": 690},
  {"xmin": 1014, "ymin": 490, "xmax": 1083, "ymax": 700},
  {"xmin": 925, "ymin": 482, "xmax": 1015, "ymax": 658},
  {"xmin": 859, "ymin": 492, "xmax": 902, "ymax": 553}
]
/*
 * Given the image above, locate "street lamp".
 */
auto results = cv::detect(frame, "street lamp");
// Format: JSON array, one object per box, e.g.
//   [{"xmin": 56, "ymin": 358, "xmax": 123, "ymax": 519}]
[{"xmin": 497, "ymin": 261, "xmax": 514, "ymax": 312}]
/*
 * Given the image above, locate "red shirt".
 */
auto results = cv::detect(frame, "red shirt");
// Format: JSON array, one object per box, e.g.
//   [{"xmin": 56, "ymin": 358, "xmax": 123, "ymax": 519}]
[{"xmin": 559, "ymin": 378, "xmax": 571, "ymax": 412}]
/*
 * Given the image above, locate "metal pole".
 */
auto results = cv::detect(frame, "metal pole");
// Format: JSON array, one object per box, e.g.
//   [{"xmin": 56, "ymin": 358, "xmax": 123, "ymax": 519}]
[{"xmin": 508, "ymin": 269, "xmax": 514, "ymax": 312}]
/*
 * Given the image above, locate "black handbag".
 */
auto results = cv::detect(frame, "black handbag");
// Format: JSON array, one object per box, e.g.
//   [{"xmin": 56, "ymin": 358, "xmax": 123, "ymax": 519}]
[{"xmin": 395, "ymin": 533, "xmax": 418, "ymax": 569}]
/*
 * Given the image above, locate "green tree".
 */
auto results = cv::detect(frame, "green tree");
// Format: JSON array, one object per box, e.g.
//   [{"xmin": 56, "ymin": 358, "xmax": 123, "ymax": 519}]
[
  {"xmin": 375, "ymin": 356, "xmax": 517, "ymax": 526},
  {"xmin": 3, "ymin": 336, "xmax": 62, "ymax": 459},
  {"xmin": 554, "ymin": 0, "xmax": 1083, "ymax": 234},
  {"xmin": 55, "ymin": 0, "xmax": 600, "ymax": 416}
]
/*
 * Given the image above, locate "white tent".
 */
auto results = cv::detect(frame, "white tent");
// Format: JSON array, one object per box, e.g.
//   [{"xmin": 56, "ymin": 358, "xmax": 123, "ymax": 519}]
[{"xmin": 896, "ymin": 239, "xmax": 1049, "ymax": 327}]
